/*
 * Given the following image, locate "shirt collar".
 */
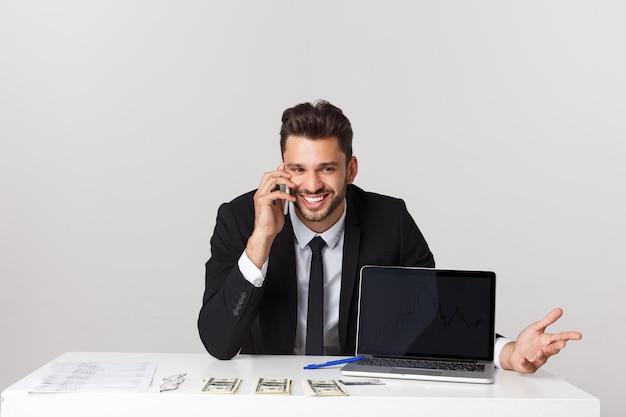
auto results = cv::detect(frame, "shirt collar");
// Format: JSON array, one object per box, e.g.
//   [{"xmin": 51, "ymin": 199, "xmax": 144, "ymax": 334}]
[{"xmin": 289, "ymin": 200, "xmax": 346, "ymax": 250}]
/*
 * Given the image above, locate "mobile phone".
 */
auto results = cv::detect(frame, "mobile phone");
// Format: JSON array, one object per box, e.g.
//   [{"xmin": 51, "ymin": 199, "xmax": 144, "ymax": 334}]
[{"xmin": 279, "ymin": 184, "xmax": 290, "ymax": 215}]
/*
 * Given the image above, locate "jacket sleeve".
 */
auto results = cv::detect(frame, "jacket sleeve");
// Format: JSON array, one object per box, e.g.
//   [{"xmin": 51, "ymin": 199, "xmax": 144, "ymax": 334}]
[
  {"xmin": 397, "ymin": 199, "xmax": 436, "ymax": 268},
  {"xmin": 197, "ymin": 198, "xmax": 264, "ymax": 360}
]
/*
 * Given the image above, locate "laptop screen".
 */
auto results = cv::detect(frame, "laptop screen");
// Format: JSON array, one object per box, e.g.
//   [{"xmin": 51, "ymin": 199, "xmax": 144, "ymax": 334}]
[{"xmin": 356, "ymin": 266, "xmax": 496, "ymax": 361}]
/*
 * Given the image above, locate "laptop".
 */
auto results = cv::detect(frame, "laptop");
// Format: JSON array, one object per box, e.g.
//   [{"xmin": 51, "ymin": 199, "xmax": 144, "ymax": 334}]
[{"xmin": 341, "ymin": 266, "xmax": 496, "ymax": 384}]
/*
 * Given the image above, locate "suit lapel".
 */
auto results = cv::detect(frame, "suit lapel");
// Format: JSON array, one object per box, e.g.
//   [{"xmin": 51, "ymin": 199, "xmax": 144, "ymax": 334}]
[{"xmin": 339, "ymin": 187, "xmax": 361, "ymax": 352}]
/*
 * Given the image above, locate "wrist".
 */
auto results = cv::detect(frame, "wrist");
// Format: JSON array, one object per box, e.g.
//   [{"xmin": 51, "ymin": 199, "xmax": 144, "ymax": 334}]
[
  {"xmin": 499, "ymin": 341, "xmax": 516, "ymax": 370},
  {"xmin": 245, "ymin": 232, "xmax": 275, "ymax": 269}
]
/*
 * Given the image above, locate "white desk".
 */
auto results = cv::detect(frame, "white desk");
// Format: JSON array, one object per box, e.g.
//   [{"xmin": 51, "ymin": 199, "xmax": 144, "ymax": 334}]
[{"xmin": 1, "ymin": 352, "xmax": 599, "ymax": 417}]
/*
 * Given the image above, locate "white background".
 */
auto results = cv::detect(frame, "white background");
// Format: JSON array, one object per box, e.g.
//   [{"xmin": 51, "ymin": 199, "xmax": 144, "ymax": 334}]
[{"xmin": 0, "ymin": 1, "xmax": 623, "ymax": 416}]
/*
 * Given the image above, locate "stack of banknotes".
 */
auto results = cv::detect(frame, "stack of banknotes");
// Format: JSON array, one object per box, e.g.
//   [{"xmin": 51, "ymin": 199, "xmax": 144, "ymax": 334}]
[{"xmin": 302, "ymin": 379, "xmax": 348, "ymax": 396}]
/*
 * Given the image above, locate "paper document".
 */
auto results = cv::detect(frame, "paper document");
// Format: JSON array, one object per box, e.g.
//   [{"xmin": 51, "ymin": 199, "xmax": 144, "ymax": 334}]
[{"xmin": 30, "ymin": 362, "xmax": 158, "ymax": 393}]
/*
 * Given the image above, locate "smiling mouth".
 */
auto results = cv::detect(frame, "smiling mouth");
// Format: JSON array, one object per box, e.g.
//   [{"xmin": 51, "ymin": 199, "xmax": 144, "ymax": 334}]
[
  {"xmin": 299, "ymin": 193, "xmax": 330, "ymax": 209},
  {"xmin": 303, "ymin": 195, "xmax": 325, "ymax": 204}
]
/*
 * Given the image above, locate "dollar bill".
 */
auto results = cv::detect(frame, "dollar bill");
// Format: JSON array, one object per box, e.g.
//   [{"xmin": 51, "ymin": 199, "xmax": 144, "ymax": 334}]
[
  {"xmin": 200, "ymin": 377, "xmax": 241, "ymax": 394},
  {"xmin": 338, "ymin": 379, "xmax": 385, "ymax": 386},
  {"xmin": 253, "ymin": 378, "xmax": 293, "ymax": 395},
  {"xmin": 302, "ymin": 379, "xmax": 348, "ymax": 396}
]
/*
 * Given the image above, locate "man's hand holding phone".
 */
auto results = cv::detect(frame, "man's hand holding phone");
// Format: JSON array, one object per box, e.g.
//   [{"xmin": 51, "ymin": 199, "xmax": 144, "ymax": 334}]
[{"xmin": 246, "ymin": 164, "xmax": 295, "ymax": 269}]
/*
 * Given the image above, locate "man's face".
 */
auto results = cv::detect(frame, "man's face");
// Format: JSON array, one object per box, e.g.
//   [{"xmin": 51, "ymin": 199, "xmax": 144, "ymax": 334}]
[{"xmin": 282, "ymin": 135, "xmax": 358, "ymax": 233}]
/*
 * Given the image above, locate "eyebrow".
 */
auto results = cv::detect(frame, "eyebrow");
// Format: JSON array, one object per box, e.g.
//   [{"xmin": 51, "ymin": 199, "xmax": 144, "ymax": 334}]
[{"xmin": 286, "ymin": 161, "xmax": 341, "ymax": 169}]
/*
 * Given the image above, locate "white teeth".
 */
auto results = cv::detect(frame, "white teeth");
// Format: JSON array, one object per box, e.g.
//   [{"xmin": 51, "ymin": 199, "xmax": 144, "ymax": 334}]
[{"xmin": 304, "ymin": 196, "xmax": 324, "ymax": 204}]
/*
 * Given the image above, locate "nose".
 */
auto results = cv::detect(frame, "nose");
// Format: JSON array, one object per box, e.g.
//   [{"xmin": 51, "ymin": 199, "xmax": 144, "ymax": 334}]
[{"xmin": 300, "ymin": 171, "xmax": 324, "ymax": 193}]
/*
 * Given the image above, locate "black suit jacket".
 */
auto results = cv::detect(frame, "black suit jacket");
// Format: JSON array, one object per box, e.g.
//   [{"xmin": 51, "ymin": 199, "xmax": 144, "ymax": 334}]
[{"xmin": 198, "ymin": 184, "xmax": 435, "ymax": 359}]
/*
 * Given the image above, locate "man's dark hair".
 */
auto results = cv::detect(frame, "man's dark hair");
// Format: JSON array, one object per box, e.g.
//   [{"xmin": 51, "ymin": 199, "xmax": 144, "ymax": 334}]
[{"xmin": 280, "ymin": 100, "xmax": 353, "ymax": 163}]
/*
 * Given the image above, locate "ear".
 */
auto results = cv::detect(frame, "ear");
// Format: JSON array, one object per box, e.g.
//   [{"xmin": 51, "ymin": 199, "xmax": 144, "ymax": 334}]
[{"xmin": 346, "ymin": 156, "xmax": 358, "ymax": 184}]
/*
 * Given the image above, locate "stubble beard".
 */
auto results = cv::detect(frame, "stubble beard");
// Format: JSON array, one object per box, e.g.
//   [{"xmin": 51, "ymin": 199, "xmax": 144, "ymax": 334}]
[{"xmin": 294, "ymin": 184, "xmax": 347, "ymax": 224}]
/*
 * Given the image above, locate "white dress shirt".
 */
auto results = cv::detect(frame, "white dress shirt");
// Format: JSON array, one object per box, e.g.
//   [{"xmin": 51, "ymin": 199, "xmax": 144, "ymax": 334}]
[{"xmin": 289, "ymin": 203, "xmax": 345, "ymax": 355}]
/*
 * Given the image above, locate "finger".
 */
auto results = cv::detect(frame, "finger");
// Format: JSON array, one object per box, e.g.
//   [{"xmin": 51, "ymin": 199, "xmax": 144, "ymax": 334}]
[
  {"xmin": 518, "ymin": 357, "xmax": 540, "ymax": 374},
  {"xmin": 275, "ymin": 164, "xmax": 295, "ymax": 190},
  {"xmin": 259, "ymin": 173, "xmax": 291, "ymax": 195},
  {"xmin": 524, "ymin": 346, "xmax": 546, "ymax": 363},
  {"xmin": 266, "ymin": 164, "xmax": 293, "ymax": 187},
  {"xmin": 542, "ymin": 340, "xmax": 567, "ymax": 357},
  {"xmin": 550, "ymin": 330, "xmax": 583, "ymax": 342},
  {"xmin": 543, "ymin": 330, "xmax": 582, "ymax": 352},
  {"xmin": 534, "ymin": 307, "xmax": 564, "ymax": 331},
  {"xmin": 535, "ymin": 348, "xmax": 546, "ymax": 361}
]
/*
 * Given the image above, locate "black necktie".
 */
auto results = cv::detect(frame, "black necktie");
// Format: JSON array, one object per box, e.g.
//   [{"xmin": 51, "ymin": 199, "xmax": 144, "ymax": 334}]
[{"xmin": 306, "ymin": 236, "xmax": 326, "ymax": 355}]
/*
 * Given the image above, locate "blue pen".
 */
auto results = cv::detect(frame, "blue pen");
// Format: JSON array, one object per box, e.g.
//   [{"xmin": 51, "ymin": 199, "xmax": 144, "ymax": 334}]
[{"xmin": 303, "ymin": 356, "xmax": 365, "ymax": 370}]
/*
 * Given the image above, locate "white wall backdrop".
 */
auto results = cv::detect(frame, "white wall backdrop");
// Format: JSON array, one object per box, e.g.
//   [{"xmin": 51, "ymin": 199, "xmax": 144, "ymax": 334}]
[{"xmin": 1, "ymin": 1, "xmax": 624, "ymax": 416}]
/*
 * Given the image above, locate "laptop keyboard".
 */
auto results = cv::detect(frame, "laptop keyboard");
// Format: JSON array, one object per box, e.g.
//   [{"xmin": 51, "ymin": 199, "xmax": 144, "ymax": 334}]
[{"xmin": 359, "ymin": 357, "xmax": 485, "ymax": 372}]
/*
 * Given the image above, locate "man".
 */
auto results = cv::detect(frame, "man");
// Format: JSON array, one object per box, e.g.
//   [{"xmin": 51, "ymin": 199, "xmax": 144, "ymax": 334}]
[{"xmin": 198, "ymin": 100, "xmax": 581, "ymax": 374}]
